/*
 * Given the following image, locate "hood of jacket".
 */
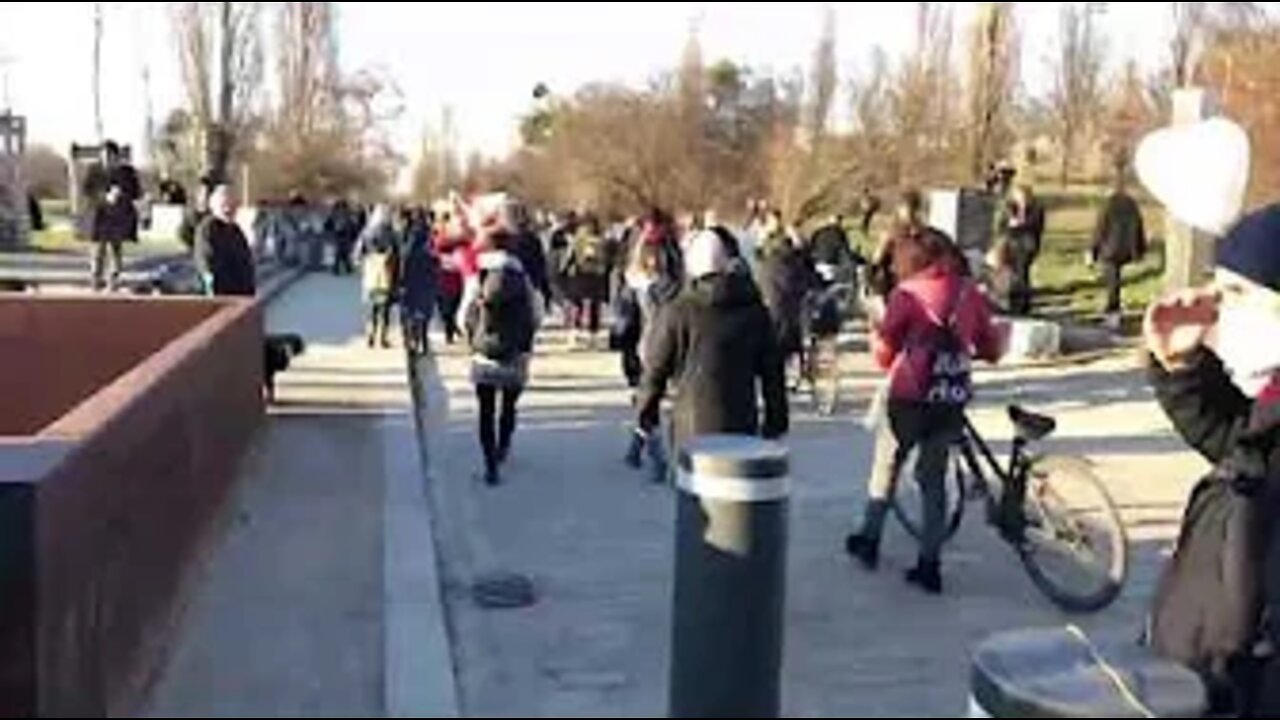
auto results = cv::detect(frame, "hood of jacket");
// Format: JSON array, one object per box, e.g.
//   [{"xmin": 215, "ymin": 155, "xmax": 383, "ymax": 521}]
[{"xmin": 687, "ymin": 266, "xmax": 761, "ymax": 310}]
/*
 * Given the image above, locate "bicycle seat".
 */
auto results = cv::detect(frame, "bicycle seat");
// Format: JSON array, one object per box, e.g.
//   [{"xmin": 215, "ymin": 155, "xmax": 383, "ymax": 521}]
[{"xmin": 1009, "ymin": 406, "xmax": 1057, "ymax": 441}]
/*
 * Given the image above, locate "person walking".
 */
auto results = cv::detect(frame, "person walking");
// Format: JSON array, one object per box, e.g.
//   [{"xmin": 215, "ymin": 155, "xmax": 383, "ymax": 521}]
[
  {"xmin": 1001, "ymin": 185, "xmax": 1046, "ymax": 316},
  {"xmin": 1091, "ymin": 179, "xmax": 1148, "ymax": 331},
  {"xmin": 757, "ymin": 210, "xmax": 821, "ymax": 382},
  {"xmin": 328, "ymin": 200, "xmax": 361, "ymax": 276},
  {"xmin": 636, "ymin": 229, "xmax": 789, "ymax": 458},
  {"xmin": 546, "ymin": 211, "xmax": 576, "ymax": 317},
  {"xmin": 613, "ymin": 236, "xmax": 683, "ymax": 482},
  {"xmin": 459, "ymin": 226, "xmax": 543, "ymax": 486},
  {"xmin": 858, "ymin": 186, "xmax": 883, "ymax": 241},
  {"xmin": 434, "ymin": 211, "xmax": 468, "ymax": 345},
  {"xmin": 510, "ymin": 203, "xmax": 551, "ymax": 306},
  {"xmin": 193, "ymin": 185, "xmax": 256, "ymax": 297},
  {"xmin": 85, "ymin": 141, "xmax": 142, "ymax": 291},
  {"xmin": 562, "ymin": 213, "xmax": 611, "ymax": 348},
  {"xmin": 360, "ymin": 206, "xmax": 401, "ymax": 349},
  {"xmin": 399, "ymin": 207, "xmax": 438, "ymax": 356},
  {"xmin": 809, "ymin": 213, "xmax": 865, "ymax": 284},
  {"xmin": 844, "ymin": 225, "xmax": 1005, "ymax": 595}
]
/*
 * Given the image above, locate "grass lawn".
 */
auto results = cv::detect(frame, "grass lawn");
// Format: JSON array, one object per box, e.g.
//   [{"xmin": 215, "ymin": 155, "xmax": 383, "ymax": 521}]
[
  {"xmin": 30, "ymin": 225, "xmax": 80, "ymax": 252},
  {"xmin": 1033, "ymin": 187, "xmax": 1166, "ymax": 330}
]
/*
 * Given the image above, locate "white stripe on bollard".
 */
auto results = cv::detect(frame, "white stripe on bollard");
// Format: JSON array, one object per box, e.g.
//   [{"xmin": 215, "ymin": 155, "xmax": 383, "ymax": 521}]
[
  {"xmin": 676, "ymin": 469, "xmax": 791, "ymax": 503},
  {"xmin": 967, "ymin": 696, "xmax": 991, "ymax": 718}
]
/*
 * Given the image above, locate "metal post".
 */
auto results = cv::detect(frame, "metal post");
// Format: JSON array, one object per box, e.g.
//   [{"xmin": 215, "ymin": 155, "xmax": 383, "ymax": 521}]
[
  {"xmin": 968, "ymin": 628, "xmax": 1207, "ymax": 717},
  {"xmin": 670, "ymin": 435, "xmax": 790, "ymax": 719}
]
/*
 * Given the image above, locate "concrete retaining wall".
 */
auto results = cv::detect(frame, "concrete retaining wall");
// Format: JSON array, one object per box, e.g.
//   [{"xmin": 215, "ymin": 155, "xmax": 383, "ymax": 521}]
[{"xmin": 0, "ymin": 296, "xmax": 264, "ymax": 716}]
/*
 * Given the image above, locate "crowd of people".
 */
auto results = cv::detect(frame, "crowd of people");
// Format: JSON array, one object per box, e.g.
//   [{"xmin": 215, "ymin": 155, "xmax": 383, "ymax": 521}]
[{"xmin": 61, "ymin": 118, "xmax": 1280, "ymax": 715}]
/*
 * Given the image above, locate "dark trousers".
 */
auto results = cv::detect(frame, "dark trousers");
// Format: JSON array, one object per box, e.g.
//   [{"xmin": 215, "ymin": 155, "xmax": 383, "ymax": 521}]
[
  {"xmin": 333, "ymin": 241, "xmax": 355, "ymax": 275},
  {"xmin": 1008, "ymin": 249, "xmax": 1035, "ymax": 316},
  {"xmin": 572, "ymin": 298, "xmax": 602, "ymax": 334},
  {"xmin": 368, "ymin": 297, "xmax": 393, "ymax": 345},
  {"xmin": 438, "ymin": 293, "xmax": 462, "ymax": 344},
  {"xmin": 1103, "ymin": 262, "xmax": 1124, "ymax": 315},
  {"xmin": 91, "ymin": 241, "xmax": 124, "ymax": 291},
  {"xmin": 403, "ymin": 312, "xmax": 432, "ymax": 356},
  {"xmin": 622, "ymin": 346, "xmax": 643, "ymax": 389},
  {"xmin": 477, "ymin": 384, "xmax": 521, "ymax": 473},
  {"xmin": 859, "ymin": 402, "xmax": 963, "ymax": 564}
]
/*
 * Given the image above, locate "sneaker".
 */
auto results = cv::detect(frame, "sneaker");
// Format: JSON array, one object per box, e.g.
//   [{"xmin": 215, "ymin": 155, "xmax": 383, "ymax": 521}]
[
  {"xmin": 904, "ymin": 560, "xmax": 943, "ymax": 595},
  {"xmin": 844, "ymin": 534, "xmax": 880, "ymax": 571},
  {"xmin": 484, "ymin": 468, "xmax": 502, "ymax": 487}
]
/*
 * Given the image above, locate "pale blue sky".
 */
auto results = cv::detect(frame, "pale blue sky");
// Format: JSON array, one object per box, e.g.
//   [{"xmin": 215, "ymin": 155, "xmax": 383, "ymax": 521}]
[{"xmin": 0, "ymin": 2, "xmax": 1186, "ymax": 161}]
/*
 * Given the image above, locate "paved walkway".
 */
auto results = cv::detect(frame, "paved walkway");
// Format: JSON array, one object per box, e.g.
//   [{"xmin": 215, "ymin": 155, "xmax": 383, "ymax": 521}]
[
  {"xmin": 424, "ymin": 322, "xmax": 1201, "ymax": 717},
  {"xmin": 143, "ymin": 274, "xmax": 456, "ymax": 718},
  {"xmin": 140, "ymin": 277, "xmax": 1204, "ymax": 717}
]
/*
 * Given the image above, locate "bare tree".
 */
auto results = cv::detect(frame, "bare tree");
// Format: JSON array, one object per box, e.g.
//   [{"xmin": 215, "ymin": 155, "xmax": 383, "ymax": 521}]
[
  {"xmin": 21, "ymin": 145, "xmax": 69, "ymax": 199},
  {"xmin": 411, "ymin": 109, "xmax": 462, "ymax": 202},
  {"xmin": 965, "ymin": 2, "xmax": 1020, "ymax": 183},
  {"xmin": 252, "ymin": 2, "xmax": 402, "ymax": 200},
  {"xmin": 1198, "ymin": 17, "xmax": 1280, "ymax": 206},
  {"xmin": 890, "ymin": 2, "xmax": 960, "ymax": 186},
  {"xmin": 806, "ymin": 4, "xmax": 838, "ymax": 143},
  {"xmin": 1049, "ymin": 2, "xmax": 1106, "ymax": 186},
  {"xmin": 276, "ymin": 1, "xmax": 340, "ymax": 138},
  {"xmin": 172, "ymin": 1, "xmax": 263, "ymax": 185},
  {"xmin": 1102, "ymin": 59, "xmax": 1157, "ymax": 180},
  {"xmin": 1170, "ymin": 2, "xmax": 1266, "ymax": 88}
]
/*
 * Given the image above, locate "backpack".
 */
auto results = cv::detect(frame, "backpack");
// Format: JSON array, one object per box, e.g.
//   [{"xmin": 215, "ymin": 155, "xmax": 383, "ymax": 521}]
[
  {"xmin": 1150, "ymin": 474, "xmax": 1270, "ymax": 714},
  {"xmin": 469, "ymin": 265, "xmax": 535, "ymax": 362},
  {"xmin": 363, "ymin": 248, "xmax": 395, "ymax": 295},
  {"xmin": 807, "ymin": 289, "xmax": 844, "ymax": 338},
  {"xmin": 923, "ymin": 289, "xmax": 973, "ymax": 406},
  {"xmin": 570, "ymin": 232, "xmax": 607, "ymax": 277}
]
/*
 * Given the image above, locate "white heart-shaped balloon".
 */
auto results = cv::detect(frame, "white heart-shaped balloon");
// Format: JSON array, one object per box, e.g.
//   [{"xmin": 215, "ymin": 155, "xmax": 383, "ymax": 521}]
[{"xmin": 1136, "ymin": 117, "xmax": 1251, "ymax": 236}]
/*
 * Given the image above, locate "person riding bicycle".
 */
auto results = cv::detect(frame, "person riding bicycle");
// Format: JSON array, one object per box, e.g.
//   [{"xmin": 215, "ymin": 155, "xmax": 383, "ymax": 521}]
[
  {"xmin": 845, "ymin": 223, "xmax": 1005, "ymax": 595},
  {"xmin": 1143, "ymin": 204, "xmax": 1280, "ymax": 717}
]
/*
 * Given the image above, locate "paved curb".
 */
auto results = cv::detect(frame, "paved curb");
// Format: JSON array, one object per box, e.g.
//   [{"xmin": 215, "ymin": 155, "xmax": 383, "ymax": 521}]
[
  {"xmin": 254, "ymin": 266, "xmax": 306, "ymax": 306},
  {"xmin": 384, "ymin": 351, "xmax": 461, "ymax": 718}
]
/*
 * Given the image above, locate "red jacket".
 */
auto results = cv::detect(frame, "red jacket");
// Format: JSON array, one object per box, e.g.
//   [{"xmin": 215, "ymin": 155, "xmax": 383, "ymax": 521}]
[
  {"xmin": 873, "ymin": 264, "xmax": 1004, "ymax": 402},
  {"xmin": 434, "ymin": 232, "xmax": 474, "ymax": 298}
]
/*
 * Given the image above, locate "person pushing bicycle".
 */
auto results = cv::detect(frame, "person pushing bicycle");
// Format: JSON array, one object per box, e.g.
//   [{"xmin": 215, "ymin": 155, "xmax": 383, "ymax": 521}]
[{"xmin": 845, "ymin": 222, "xmax": 1006, "ymax": 595}]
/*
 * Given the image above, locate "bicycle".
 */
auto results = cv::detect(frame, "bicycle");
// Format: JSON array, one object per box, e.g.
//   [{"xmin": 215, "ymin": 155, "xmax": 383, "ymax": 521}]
[{"xmin": 890, "ymin": 405, "xmax": 1129, "ymax": 614}]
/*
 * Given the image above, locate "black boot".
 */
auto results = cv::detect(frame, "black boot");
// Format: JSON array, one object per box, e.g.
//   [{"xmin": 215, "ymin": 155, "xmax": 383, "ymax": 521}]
[
  {"xmin": 483, "ymin": 463, "xmax": 502, "ymax": 487},
  {"xmin": 905, "ymin": 559, "xmax": 943, "ymax": 595},
  {"xmin": 844, "ymin": 534, "xmax": 880, "ymax": 571}
]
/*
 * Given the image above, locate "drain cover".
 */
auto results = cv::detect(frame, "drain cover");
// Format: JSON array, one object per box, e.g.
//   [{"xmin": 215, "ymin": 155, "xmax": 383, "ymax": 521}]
[{"xmin": 472, "ymin": 572, "xmax": 538, "ymax": 610}]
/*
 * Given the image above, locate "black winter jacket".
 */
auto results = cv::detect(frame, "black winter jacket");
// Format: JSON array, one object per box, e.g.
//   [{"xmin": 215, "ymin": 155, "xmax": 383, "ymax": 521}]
[
  {"xmin": 1092, "ymin": 191, "xmax": 1148, "ymax": 266},
  {"xmin": 757, "ymin": 243, "xmax": 822, "ymax": 355},
  {"xmin": 637, "ymin": 270, "xmax": 788, "ymax": 448},
  {"xmin": 1149, "ymin": 350, "xmax": 1280, "ymax": 716}
]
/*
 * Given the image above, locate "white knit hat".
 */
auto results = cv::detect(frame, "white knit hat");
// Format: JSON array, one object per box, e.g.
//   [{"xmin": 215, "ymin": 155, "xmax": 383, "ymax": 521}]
[{"xmin": 684, "ymin": 229, "xmax": 729, "ymax": 279}]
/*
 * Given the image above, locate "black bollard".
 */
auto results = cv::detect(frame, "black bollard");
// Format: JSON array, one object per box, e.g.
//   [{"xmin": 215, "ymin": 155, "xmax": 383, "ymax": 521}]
[
  {"xmin": 669, "ymin": 435, "xmax": 790, "ymax": 719},
  {"xmin": 969, "ymin": 628, "xmax": 1206, "ymax": 718}
]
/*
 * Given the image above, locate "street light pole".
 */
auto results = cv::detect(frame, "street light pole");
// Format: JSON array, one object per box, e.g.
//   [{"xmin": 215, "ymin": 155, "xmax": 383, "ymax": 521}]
[{"xmin": 93, "ymin": 2, "xmax": 104, "ymax": 141}]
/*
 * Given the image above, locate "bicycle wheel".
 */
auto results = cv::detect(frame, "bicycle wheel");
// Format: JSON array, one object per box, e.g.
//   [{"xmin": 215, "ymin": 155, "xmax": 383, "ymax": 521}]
[
  {"xmin": 890, "ymin": 444, "xmax": 967, "ymax": 545},
  {"xmin": 1016, "ymin": 455, "xmax": 1129, "ymax": 614}
]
